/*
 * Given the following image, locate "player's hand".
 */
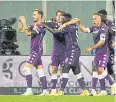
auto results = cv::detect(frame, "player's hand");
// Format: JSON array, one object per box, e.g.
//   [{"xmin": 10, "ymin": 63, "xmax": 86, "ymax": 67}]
[
  {"xmin": 85, "ymin": 47, "xmax": 92, "ymax": 53},
  {"xmin": 19, "ymin": 16, "xmax": 26, "ymax": 23},
  {"xmin": 58, "ymin": 24, "xmax": 66, "ymax": 31},
  {"xmin": 77, "ymin": 18, "xmax": 81, "ymax": 24}
]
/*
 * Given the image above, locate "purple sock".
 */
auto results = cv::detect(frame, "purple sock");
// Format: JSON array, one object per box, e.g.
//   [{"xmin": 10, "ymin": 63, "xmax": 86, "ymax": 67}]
[
  {"xmin": 61, "ymin": 78, "xmax": 69, "ymax": 91},
  {"xmin": 77, "ymin": 77, "xmax": 86, "ymax": 90},
  {"xmin": 99, "ymin": 78, "xmax": 105, "ymax": 90},
  {"xmin": 26, "ymin": 74, "xmax": 32, "ymax": 88},
  {"xmin": 92, "ymin": 77, "xmax": 98, "ymax": 89},
  {"xmin": 105, "ymin": 74, "xmax": 114, "ymax": 85},
  {"xmin": 40, "ymin": 76, "xmax": 47, "ymax": 90}
]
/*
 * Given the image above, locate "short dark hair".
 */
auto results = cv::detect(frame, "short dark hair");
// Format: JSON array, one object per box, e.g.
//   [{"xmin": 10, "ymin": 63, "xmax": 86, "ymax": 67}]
[
  {"xmin": 56, "ymin": 10, "xmax": 65, "ymax": 15},
  {"xmin": 63, "ymin": 13, "xmax": 72, "ymax": 19},
  {"xmin": 62, "ymin": 13, "xmax": 72, "ymax": 23},
  {"xmin": 98, "ymin": 9, "xmax": 107, "ymax": 15},
  {"xmin": 34, "ymin": 9, "xmax": 43, "ymax": 17}
]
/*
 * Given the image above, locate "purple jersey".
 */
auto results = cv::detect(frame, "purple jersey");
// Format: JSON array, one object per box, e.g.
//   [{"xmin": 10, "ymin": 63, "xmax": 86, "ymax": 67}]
[
  {"xmin": 62, "ymin": 25, "xmax": 80, "ymax": 66},
  {"xmin": 45, "ymin": 21, "xmax": 66, "ymax": 53},
  {"xmin": 105, "ymin": 19, "xmax": 115, "ymax": 43},
  {"xmin": 29, "ymin": 24, "xmax": 46, "ymax": 52},
  {"xmin": 26, "ymin": 24, "xmax": 45, "ymax": 66},
  {"xmin": 63, "ymin": 24, "xmax": 79, "ymax": 51},
  {"xmin": 89, "ymin": 25, "xmax": 109, "ymax": 54}
]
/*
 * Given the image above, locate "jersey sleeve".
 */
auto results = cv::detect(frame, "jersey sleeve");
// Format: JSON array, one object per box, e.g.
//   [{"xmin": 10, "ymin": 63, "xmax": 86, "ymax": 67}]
[
  {"xmin": 100, "ymin": 27, "xmax": 108, "ymax": 41},
  {"xmin": 44, "ymin": 21, "xmax": 56, "ymax": 28},
  {"xmin": 87, "ymin": 26, "xmax": 94, "ymax": 33}
]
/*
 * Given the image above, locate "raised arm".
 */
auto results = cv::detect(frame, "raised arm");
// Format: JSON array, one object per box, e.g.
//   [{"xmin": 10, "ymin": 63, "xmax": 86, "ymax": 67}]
[
  {"xmin": 58, "ymin": 18, "xmax": 79, "ymax": 30},
  {"xmin": 78, "ymin": 21, "xmax": 90, "ymax": 33},
  {"xmin": 42, "ymin": 22, "xmax": 62, "ymax": 35},
  {"xmin": 17, "ymin": 22, "xmax": 24, "ymax": 32},
  {"xmin": 58, "ymin": 18, "xmax": 90, "ymax": 33},
  {"xmin": 18, "ymin": 16, "xmax": 31, "ymax": 36}
]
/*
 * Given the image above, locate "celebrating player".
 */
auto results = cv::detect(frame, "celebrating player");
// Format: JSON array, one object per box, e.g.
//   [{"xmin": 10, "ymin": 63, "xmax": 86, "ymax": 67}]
[
  {"xmin": 78, "ymin": 13, "xmax": 116, "ymax": 96},
  {"xmin": 18, "ymin": 9, "xmax": 49, "ymax": 96},
  {"xmin": 43, "ymin": 10, "xmax": 66, "ymax": 95},
  {"xmin": 44, "ymin": 13, "xmax": 89, "ymax": 96},
  {"xmin": 58, "ymin": 12, "xmax": 116, "ymax": 96},
  {"xmin": 98, "ymin": 9, "xmax": 115, "ymax": 79}
]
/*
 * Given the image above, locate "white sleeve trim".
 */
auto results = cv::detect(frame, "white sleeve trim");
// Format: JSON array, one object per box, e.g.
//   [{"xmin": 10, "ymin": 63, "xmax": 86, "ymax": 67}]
[{"xmin": 86, "ymin": 28, "xmax": 90, "ymax": 33}]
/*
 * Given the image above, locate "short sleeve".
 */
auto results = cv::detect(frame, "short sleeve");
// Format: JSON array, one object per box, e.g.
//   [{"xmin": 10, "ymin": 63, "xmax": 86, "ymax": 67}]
[
  {"xmin": 100, "ymin": 27, "xmax": 108, "ymax": 41},
  {"xmin": 88, "ymin": 26, "xmax": 94, "ymax": 33}
]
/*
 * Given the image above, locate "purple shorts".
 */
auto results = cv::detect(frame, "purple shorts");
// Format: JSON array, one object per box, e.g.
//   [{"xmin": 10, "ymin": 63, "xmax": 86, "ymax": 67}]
[
  {"xmin": 64, "ymin": 47, "xmax": 81, "ymax": 67},
  {"xmin": 51, "ymin": 50, "xmax": 65, "ymax": 67},
  {"xmin": 27, "ymin": 49, "xmax": 43, "ymax": 67},
  {"xmin": 94, "ymin": 53, "xmax": 109, "ymax": 68}
]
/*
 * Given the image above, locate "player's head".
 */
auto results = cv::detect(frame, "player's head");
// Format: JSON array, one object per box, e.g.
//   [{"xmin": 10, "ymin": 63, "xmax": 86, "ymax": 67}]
[
  {"xmin": 92, "ymin": 13, "xmax": 103, "ymax": 26},
  {"xmin": 62, "ymin": 13, "xmax": 72, "ymax": 23},
  {"xmin": 33, "ymin": 9, "xmax": 43, "ymax": 22},
  {"xmin": 97, "ymin": 9, "xmax": 107, "ymax": 20},
  {"xmin": 56, "ymin": 10, "xmax": 65, "ymax": 23}
]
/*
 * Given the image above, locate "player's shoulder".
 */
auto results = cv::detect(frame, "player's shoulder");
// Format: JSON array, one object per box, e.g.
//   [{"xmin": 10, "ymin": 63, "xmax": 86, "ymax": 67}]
[
  {"xmin": 28, "ymin": 24, "xmax": 34, "ymax": 27},
  {"xmin": 89, "ymin": 25, "xmax": 95, "ymax": 29},
  {"xmin": 105, "ymin": 19, "xmax": 114, "ymax": 25},
  {"xmin": 100, "ymin": 26, "xmax": 108, "ymax": 32}
]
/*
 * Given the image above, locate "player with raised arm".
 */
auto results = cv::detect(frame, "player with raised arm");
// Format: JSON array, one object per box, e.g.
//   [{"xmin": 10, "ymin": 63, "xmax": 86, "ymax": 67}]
[
  {"xmin": 98, "ymin": 9, "xmax": 115, "ymax": 78},
  {"xmin": 18, "ymin": 9, "xmax": 49, "ymax": 96},
  {"xmin": 44, "ymin": 10, "xmax": 66, "ymax": 95},
  {"xmin": 44, "ymin": 13, "xmax": 90, "ymax": 96},
  {"xmin": 78, "ymin": 13, "xmax": 116, "ymax": 96},
  {"xmin": 58, "ymin": 12, "xmax": 116, "ymax": 96}
]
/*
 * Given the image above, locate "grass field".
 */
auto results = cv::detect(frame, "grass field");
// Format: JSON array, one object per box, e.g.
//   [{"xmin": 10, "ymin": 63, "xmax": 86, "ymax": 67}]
[{"xmin": 0, "ymin": 96, "xmax": 115, "ymax": 102}]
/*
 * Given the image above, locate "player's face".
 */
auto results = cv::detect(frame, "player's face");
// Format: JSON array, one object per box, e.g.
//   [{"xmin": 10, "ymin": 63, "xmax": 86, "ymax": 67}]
[
  {"xmin": 100, "ymin": 13, "xmax": 107, "ymax": 20},
  {"xmin": 56, "ymin": 12, "xmax": 64, "ymax": 23},
  {"xmin": 32, "ymin": 11, "xmax": 40, "ymax": 22},
  {"xmin": 92, "ymin": 15, "xmax": 101, "ymax": 26}
]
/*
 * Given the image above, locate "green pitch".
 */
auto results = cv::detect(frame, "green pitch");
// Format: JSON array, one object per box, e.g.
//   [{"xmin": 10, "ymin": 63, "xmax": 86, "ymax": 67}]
[{"xmin": 0, "ymin": 96, "xmax": 115, "ymax": 102}]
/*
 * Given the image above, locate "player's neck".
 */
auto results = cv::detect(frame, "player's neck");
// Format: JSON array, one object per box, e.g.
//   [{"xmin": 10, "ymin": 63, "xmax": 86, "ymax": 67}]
[
  {"xmin": 96, "ymin": 22, "xmax": 102, "ymax": 27},
  {"xmin": 35, "ymin": 19, "xmax": 42, "ymax": 25}
]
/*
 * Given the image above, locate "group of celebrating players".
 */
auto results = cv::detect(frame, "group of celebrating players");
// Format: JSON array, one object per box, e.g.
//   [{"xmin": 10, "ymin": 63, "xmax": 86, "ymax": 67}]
[{"xmin": 18, "ymin": 8, "xmax": 116, "ymax": 96}]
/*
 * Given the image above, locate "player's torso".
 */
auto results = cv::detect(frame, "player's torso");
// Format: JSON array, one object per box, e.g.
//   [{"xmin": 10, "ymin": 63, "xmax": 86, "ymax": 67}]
[
  {"xmin": 30, "ymin": 24, "xmax": 45, "ymax": 51},
  {"xmin": 52, "ymin": 22, "xmax": 66, "ymax": 53},
  {"xmin": 64, "ymin": 25, "xmax": 79, "ymax": 52},
  {"xmin": 105, "ymin": 19, "xmax": 115, "ymax": 45},
  {"xmin": 92, "ymin": 26, "xmax": 109, "ymax": 54}
]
